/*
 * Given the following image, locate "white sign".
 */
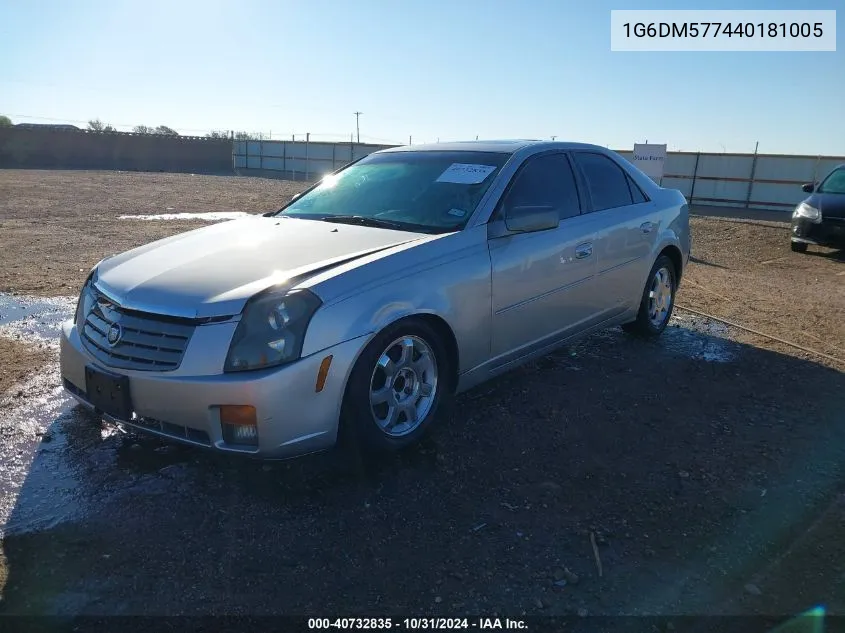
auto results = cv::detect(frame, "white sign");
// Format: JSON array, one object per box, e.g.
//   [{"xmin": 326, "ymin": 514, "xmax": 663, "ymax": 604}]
[
  {"xmin": 631, "ymin": 144, "xmax": 667, "ymax": 183},
  {"xmin": 436, "ymin": 163, "xmax": 497, "ymax": 185}
]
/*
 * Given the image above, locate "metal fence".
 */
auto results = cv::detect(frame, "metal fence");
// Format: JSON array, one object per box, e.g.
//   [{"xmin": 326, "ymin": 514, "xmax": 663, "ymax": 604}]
[
  {"xmin": 233, "ymin": 139, "xmax": 394, "ymax": 182},
  {"xmin": 617, "ymin": 150, "xmax": 844, "ymax": 211},
  {"xmin": 235, "ymin": 140, "xmax": 845, "ymax": 212}
]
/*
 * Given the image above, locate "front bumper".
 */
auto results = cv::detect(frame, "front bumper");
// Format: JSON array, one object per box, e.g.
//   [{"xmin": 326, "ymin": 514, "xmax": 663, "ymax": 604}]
[
  {"xmin": 792, "ymin": 217, "xmax": 845, "ymax": 248},
  {"xmin": 60, "ymin": 319, "xmax": 370, "ymax": 459}
]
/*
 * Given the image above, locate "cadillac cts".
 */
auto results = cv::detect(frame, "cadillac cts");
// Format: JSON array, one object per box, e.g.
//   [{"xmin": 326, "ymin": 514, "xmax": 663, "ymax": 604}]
[{"xmin": 60, "ymin": 141, "xmax": 690, "ymax": 459}]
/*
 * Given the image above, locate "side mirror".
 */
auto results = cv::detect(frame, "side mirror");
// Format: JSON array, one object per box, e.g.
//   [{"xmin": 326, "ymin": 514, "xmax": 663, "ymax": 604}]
[
  {"xmin": 504, "ymin": 205, "xmax": 559, "ymax": 233},
  {"xmin": 802, "ymin": 183, "xmax": 815, "ymax": 193}
]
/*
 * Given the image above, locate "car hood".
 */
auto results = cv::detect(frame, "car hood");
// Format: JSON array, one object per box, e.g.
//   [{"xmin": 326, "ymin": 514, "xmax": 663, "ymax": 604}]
[
  {"xmin": 805, "ymin": 192, "xmax": 845, "ymax": 219},
  {"xmin": 94, "ymin": 215, "xmax": 424, "ymax": 318}
]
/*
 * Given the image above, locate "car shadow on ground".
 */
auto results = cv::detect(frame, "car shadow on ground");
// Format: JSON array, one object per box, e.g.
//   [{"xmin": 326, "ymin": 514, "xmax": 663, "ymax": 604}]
[
  {"xmin": 1, "ymin": 319, "xmax": 844, "ymax": 618},
  {"xmin": 803, "ymin": 248, "xmax": 844, "ymax": 263},
  {"xmin": 689, "ymin": 255, "xmax": 730, "ymax": 269}
]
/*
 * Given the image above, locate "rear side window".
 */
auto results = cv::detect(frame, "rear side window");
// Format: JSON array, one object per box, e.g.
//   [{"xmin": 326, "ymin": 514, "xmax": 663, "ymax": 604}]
[
  {"xmin": 627, "ymin": 174, "xmax": 648, "ymax": 204},
  {"xmin": 502, "ymin": 153, "xmax": 581, "ymax": 221},
  {"xmin": 573, "ymin": 152, "xmax": 634, "ymax": 211}
]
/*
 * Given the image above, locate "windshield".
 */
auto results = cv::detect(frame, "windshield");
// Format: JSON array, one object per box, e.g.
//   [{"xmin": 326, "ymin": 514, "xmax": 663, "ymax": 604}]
[
  {"xmin": 277, "ymin": 151, "xmax": 511, "ymax": 232},
  {"xmin": 817, "ymin": 167, "xmax": 845, "ymax": 194}
]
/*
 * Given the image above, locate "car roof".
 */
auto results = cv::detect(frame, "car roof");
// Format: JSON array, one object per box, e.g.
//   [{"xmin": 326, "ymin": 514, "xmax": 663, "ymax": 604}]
[{"xmin": 377, "ymin": 140, "xmax": 612, "ymax": 155}]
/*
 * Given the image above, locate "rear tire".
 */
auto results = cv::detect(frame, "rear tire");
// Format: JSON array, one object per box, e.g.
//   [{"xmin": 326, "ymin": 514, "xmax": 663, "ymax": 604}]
[
  {"xmin": 622, "ymin": 255, "xmax": 677, "ymax": 338},
  {"xmin": 790, "ymin": 241, "xmax": 808, "ymax": 253},
  {"xmin": 340, "ymin": 318, "xmax": 451, "ymax": 455}
]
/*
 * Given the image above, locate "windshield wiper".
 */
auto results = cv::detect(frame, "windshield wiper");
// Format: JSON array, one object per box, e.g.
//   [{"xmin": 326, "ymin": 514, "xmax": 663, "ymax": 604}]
[{"xmin": 317, "ymin": 215, "xmax": 406, "ymax": 230}]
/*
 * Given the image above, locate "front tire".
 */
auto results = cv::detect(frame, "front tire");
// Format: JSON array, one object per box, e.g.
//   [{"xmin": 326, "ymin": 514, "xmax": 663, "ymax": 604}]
[
  {"xmin": 790, "ymin": 241, "xmax": 808, "ymax": 253},
  {"xmin": 340, "ymin": 318, "xmax": 451, "ymax": 454},
  {"xmin": 622, "ymin": 255, "xmax": 677, "ymax": 337}
]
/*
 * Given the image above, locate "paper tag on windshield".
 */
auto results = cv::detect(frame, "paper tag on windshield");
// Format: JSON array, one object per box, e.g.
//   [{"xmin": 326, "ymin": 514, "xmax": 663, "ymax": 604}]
[
  {"xmin": 448, "ymin": 208, "xmax": 466, "ymax": 217},
  {"xmin": 436, "ymin": 163, "xmax": 497, "ymax": 185}
]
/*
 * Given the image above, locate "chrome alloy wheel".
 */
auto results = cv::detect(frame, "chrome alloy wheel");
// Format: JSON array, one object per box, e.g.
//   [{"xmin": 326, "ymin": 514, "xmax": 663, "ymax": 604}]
[
  {"xmin": 648, "ymin": 266, "xmax": 673, "ymax": 327},
  {"xmin": 369, "ymin": 335, "xmax": 438, "ymax": 437}
]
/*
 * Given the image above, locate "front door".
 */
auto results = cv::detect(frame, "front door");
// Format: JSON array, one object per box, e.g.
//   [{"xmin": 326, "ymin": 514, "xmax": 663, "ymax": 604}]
[{"xmin": 488, "ymin": 152, "xmax": 603, "ymax": 363}]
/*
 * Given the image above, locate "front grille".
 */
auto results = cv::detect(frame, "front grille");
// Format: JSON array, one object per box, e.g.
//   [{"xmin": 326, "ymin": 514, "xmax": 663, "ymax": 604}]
[
  {"xmin": 131, "ymin": 417, "xmax": 212, "ymax": 446},
  {"xmin": 80, "ymin": 290, "xmax": 195, "ymax": 371}
]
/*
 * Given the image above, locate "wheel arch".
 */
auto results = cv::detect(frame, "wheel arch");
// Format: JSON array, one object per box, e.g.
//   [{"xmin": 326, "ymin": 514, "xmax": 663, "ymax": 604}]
[
  {"xmin": 335, "ymin": 311, "xmax": 461, "ymax": 443},
  {"xmin": 342, "ymin": 311, "xmax": 461, "ymax": 399},
  {"xmin": 657, "ymin": 244, "xmax": 684, "ymax": 282}
]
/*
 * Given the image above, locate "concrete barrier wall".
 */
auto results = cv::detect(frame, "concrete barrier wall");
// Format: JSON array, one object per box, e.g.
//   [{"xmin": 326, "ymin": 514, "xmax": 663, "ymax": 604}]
[{"xmin": 0, "ymin": 127, "xmax": 233, "ymax": 174}]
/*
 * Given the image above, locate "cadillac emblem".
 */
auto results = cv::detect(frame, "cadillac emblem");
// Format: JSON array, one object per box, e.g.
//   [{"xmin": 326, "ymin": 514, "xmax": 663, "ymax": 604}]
[{"xmin": 106, "ymin": 323, "xmax": 123, "ymax": 346}]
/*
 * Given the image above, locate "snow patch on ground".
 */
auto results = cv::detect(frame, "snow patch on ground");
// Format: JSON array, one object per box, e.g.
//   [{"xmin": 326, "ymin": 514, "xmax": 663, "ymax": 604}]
[{"xmin": 119, "ymin": 212, "xmax": 250, "ymax": 221}]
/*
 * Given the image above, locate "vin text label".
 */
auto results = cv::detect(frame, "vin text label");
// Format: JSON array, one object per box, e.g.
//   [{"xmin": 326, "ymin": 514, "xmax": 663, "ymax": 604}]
[{"xmin": 611, "ymin": 10, "xmax": 836, "ymax": 51}]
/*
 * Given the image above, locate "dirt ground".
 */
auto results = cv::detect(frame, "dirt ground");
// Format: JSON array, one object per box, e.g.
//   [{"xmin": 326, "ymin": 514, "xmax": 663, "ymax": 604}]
[
  {"xmin": 0, "ymin": 170, "xmax": 301, "ymax": 295},
  {"xmin": 0, "ymin": 338, "xmax": 50, "ymax": 396},
  {"xmin": 0, "ymin": 169, "xmax": 844, "ymax": 621}
]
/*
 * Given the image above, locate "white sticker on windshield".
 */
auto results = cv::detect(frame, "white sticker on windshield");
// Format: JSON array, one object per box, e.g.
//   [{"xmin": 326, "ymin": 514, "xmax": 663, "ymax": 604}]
[
  {"xmin": 448, "ymin": 208, "xmax": 466, "ymax": 217},
  {"xmin": 436, "ymin": 163, "xmax": 497, "ymax": 185}
]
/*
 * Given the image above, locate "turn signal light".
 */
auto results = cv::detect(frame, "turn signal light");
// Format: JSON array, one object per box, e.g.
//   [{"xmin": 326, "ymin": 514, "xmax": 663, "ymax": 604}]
[
  {"xmin": 219, "ymin": 405, "xmax": 258, "ymax": 446},
  {"xmin": 316, "ymin": 355, "xmax": 333, "ymax": 392}
]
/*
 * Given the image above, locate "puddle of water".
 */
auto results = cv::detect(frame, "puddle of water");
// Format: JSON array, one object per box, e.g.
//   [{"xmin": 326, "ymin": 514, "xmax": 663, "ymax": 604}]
[
  {"xmin": 663, "ymin": 314, "xmax": 737, "ymax": 363},
  {"xmin": 0, "ymin": 366, "xmax": 82, "ymax": 538},
  {"xmin": 0, "ymin": 293, "xmax": 76, "ymax": 347},
  {"xmin": 580, "ymin": 316, "xmax": 738, "ymax": 364},
  {"xmin": 0, "ymin": 293, "xmax": 82, "ymax": 536},
  {"xmin": 118, "ymin": 212, "xmax": 249, "ymax": 221}
]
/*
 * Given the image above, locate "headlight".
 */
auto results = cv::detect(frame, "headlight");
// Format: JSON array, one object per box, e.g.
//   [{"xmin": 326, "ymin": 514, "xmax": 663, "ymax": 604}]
[
  {"xmin": 75, "ymin": 268, "xmax": 98, "ymax": 329},
  {"xmin": 224, "ymin": 288, "xmax": 322, "ymax": 372},
  {"xmin": 794, "ymin": 202, "xmax": 821, "ymax": 223}
]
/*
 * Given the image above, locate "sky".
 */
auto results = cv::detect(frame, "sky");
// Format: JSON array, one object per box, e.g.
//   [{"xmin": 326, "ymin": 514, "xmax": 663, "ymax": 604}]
[{"xmin": 1, "ymin": 0, "xmax": 843, "ymax": 155}]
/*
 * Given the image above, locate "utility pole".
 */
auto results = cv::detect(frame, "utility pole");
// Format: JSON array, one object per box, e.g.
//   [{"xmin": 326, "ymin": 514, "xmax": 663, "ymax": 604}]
[
  {"xmin": 353, "ymin": 111, "xmax": 362, "ymax": 143},
  {"xmin": 409, "ymin": 135, "xmax": 412, "ymax": 145}
]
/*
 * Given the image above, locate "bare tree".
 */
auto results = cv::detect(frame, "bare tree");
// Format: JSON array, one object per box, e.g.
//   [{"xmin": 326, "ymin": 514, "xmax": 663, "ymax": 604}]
[
  {"xmin": 133, "ymin": 125, "xmax": 155, "ymax": 134},
  {"xmin": 88, "ymin": 118, "xmax": 115, "ymax": 132},
  {"xmin": 154, "ymin": 125, "xmax": 179, "ymax": 136},
  {"xmin": 205, "ymin": 130, "xmax": 230, "ymax": 139}
]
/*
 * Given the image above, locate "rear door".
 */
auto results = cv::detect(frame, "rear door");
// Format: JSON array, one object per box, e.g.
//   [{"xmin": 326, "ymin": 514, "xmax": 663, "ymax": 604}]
[
  {"xmin": 571, "ymin": 151, "xmax": 660, "ymax": 311},
  {"xmin": 487, "ymin": 152, "xmax": 600, "ymax": 363}
]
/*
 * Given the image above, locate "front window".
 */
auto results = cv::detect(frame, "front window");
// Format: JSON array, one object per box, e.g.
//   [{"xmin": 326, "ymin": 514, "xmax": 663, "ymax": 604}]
[
  {"xmin": 817, "ymin": 167, "xmax": 845, "ymax": 194},
  {"xmin": 276, "ymin": 151, "xmax": 511, "ymax": 233}
]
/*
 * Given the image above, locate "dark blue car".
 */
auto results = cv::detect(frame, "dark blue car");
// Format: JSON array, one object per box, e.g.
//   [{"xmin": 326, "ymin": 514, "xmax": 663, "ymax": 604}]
[{"xmin": 791, "ymin": 164, "xmax": 845, "ymax": 253}]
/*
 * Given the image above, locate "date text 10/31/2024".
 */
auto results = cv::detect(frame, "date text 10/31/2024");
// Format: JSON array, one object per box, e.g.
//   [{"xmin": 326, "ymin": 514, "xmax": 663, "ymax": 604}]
[{"xmin": 308, "ymin": 618, "xmax": 528, "ymax": 630}]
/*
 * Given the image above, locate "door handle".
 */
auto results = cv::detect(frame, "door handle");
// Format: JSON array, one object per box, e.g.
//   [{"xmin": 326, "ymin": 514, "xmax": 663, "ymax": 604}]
[
  {"xmin": 575, "ymin": 242, "xmax": 593, "ymax": 259},
  {"xmin": 640, "ymin": 221, "xmax": 655, "ymax": 234}
]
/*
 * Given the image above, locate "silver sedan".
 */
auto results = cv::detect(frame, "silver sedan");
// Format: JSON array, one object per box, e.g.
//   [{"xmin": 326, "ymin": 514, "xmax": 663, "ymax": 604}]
[{"xmin": 60, "ymin": 140, "xmax": 690, "ymax": 459}]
